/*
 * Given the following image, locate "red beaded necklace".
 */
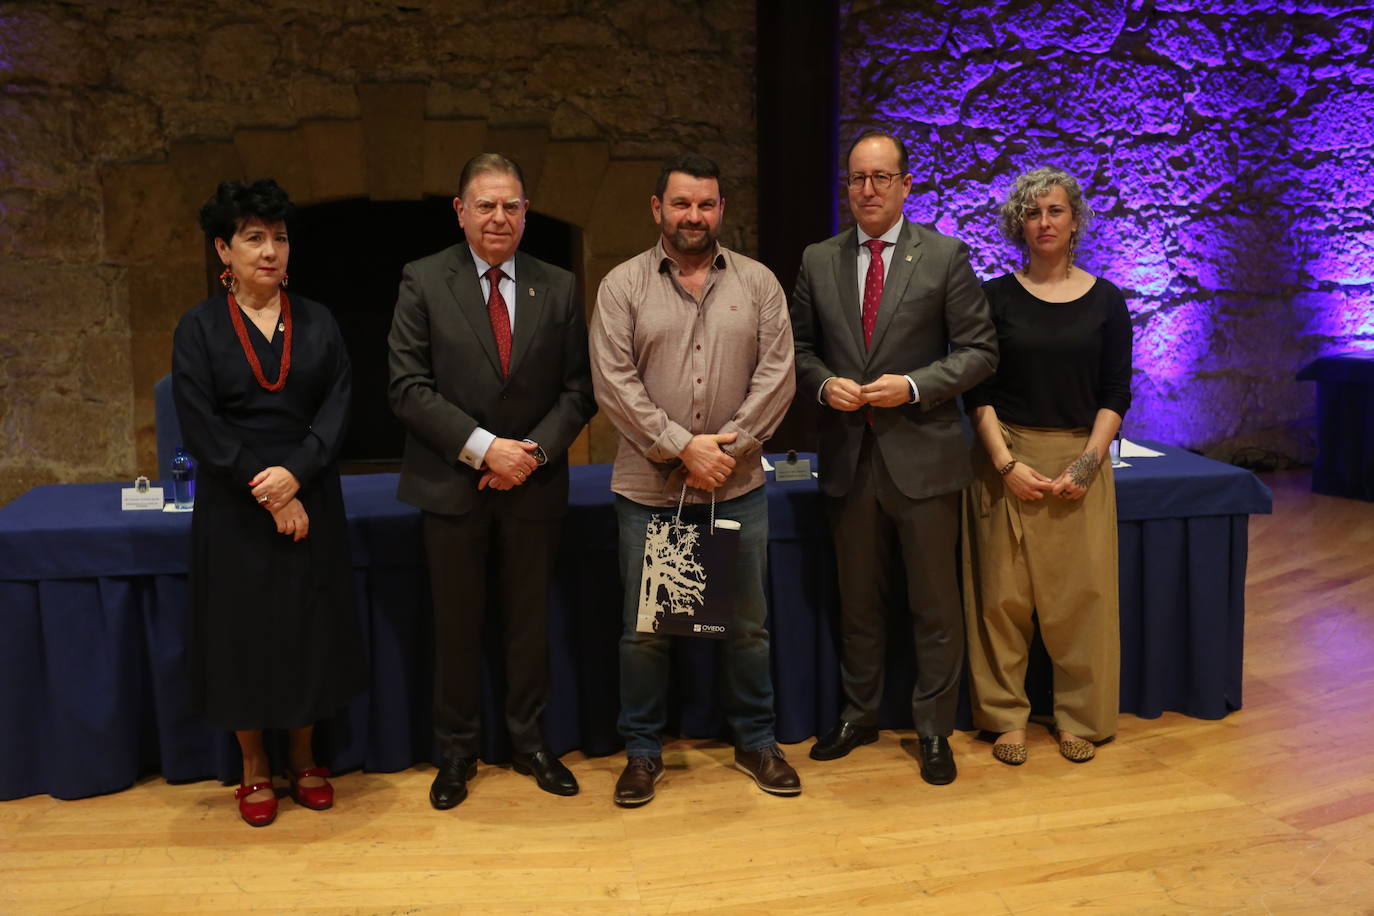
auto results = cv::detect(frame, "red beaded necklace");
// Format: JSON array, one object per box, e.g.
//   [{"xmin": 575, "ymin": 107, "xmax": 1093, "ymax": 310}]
[{"xmin": 227, "ymin": 290, "xmax": 292, "ymax": 391}]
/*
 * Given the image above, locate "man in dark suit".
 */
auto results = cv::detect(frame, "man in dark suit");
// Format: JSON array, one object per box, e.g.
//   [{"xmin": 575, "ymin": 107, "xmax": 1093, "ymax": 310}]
[
  {"xmin": 791, "ymin": 130, "xmax": 997, "ymax": 785},
  {"xmin": 388, "ymin": 152, "xmax": 596, "ymax": 809}
]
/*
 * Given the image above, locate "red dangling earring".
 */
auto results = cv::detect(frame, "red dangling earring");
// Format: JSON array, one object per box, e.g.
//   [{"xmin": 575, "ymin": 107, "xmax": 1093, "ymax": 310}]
[{"xmin": 219, "ymin": 268, "xmax": 236, "ymax": 293}]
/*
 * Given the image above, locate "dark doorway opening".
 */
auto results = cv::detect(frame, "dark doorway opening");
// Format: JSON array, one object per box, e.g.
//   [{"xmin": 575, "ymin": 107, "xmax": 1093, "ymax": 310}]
[{"xmin": 281, "ymin": 197, "xmax": 580, "ymax": 464}]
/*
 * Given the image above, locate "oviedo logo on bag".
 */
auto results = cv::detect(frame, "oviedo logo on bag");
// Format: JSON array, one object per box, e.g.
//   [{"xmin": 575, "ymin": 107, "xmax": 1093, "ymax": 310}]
[{"xmin": 693, "ymin": 623, "xmax": 726, "ymax": 634}]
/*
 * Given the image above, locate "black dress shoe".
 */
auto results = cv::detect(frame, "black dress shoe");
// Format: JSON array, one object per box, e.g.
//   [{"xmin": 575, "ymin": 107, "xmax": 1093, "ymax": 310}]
[
  {"xmin": 512, "ymin": 749, "xmax": 579, "ymax": 796},
  {"xmin": 810, "ymin": 721, "xmax": 879, "ymax": 761},
  {"xmin": 918, "ymin": 735, "xmax": 956, "ymax": 786},
  {"xmin": 430, "ymin": 757, "xmax": 477, "ymax": 810}
]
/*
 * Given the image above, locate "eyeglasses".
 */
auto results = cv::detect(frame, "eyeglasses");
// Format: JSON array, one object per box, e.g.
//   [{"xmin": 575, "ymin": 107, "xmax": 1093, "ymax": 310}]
[{"xmin": 843, "ymin": 171, "xmax": 903, "ymax": 191}]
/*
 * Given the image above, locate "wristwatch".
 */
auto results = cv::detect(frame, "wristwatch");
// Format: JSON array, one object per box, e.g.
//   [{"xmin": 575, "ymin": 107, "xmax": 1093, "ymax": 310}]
[{"xmin": 523, "ymin": 439, "xmax": 548, "ymax": 466}]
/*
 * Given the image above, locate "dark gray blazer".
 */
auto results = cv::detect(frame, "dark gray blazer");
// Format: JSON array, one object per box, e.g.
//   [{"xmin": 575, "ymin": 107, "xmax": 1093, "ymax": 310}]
[
  {"xmin": 791, "ymin": 218, "xmax": 998, "ymax": 501},
  {"xmin": 387, "ymin": 243, "xmax": 596, "ymax": 519}
]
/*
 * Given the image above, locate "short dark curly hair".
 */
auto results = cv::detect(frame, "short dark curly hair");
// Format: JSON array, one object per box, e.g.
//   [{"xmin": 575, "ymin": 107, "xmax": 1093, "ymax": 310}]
[{"xmin": 198, "ymin": 179, "xmax": 294, "ymax": 245}]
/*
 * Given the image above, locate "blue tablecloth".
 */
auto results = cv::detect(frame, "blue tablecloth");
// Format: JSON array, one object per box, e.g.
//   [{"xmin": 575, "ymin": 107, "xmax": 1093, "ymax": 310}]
[
  {"xmin": 1297, "ymin": 352, "xmax": 1374, "ymax": 501},
  {"xmin": 0, "ymin": 443, "xmax": 1270, "ymax": 800}
]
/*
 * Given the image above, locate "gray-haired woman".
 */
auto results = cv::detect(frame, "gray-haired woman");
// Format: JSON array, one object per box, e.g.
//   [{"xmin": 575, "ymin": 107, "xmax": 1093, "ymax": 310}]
[{"xmin": 961, "ymin": 167, "xmax": 1133, "ymax": 765}]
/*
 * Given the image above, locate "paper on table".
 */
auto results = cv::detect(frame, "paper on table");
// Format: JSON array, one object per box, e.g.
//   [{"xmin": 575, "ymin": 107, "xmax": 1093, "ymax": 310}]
[
  {"xmin": 761, "ymin": 456, "xmax": 774, "ymax": 471},
  {"xmin": 1120, "ymin": 438, "xmax": 1165, "ymax": 459}
]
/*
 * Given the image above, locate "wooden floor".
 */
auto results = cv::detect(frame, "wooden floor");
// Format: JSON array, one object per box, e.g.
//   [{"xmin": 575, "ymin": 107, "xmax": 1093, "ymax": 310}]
[{"xmin": 4, "ymin": 470, "xmax": 1374, "ymax": 914}]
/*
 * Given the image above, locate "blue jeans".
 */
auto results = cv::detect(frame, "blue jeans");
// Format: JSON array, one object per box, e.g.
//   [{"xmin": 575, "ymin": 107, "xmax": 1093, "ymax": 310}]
[{"xmin": 615, "ymin": 486, "xmax": 776, "ymax": 756}]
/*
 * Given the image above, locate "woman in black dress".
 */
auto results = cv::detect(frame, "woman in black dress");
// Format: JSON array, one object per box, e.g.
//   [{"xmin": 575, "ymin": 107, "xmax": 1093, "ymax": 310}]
[
  {"xmin": 962, "ymin": 167, "xmax": 1132, "ymax": 766},
  {"xmin": 172, "ymin": 179, "xmax": 365, "ymax": 826}
]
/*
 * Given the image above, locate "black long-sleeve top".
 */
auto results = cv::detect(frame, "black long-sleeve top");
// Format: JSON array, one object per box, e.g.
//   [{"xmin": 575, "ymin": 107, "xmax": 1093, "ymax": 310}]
[
  {"xmin": 964, "ymin": 273, "xmax": 1132, "ymax": 429},
  {"xmin": 172, "ymin": 293, "xmax": 351, "ymax": 489}
]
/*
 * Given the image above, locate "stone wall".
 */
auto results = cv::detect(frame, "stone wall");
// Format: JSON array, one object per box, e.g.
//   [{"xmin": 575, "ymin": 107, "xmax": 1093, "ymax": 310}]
[
  {"xmin": 0, "ymin": 0, "xmax": 758, "ymax": 504},
  {"xmin": 839, "ymin": 0, "xmax": 1374, "ymax": 461}
]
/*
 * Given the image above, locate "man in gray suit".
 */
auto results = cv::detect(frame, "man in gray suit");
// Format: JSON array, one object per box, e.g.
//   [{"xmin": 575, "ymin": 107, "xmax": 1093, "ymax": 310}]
[
  {"xmin": 388, "ymin": 153, "xmax": 596, "ymax": 808},
  {"xmin": 791, "ymin": 129, "xmax": 997, "ymax": 785}
]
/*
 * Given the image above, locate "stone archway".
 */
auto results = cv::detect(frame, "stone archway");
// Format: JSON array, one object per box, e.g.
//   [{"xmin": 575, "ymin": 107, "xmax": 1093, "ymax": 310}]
[{"xmin": 104, "ymin": 83, "xmax": 658, "ymax": 472}]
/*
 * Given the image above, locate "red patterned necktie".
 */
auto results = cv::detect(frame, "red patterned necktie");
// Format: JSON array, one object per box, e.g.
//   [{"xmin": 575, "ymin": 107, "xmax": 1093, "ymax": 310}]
[
  {"xmin": 862, "ymin": 238, "xmax": 888, "ymax": 351},
  {"xmin": 486, "ymin": 266, "xmax": 512, "ymax": 377}
]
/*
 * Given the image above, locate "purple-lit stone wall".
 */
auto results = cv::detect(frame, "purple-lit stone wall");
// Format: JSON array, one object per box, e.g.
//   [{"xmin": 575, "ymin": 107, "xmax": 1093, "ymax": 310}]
[{"xmin": 840, "ymin": 0, "xmax": 1374, "ymax": 460}]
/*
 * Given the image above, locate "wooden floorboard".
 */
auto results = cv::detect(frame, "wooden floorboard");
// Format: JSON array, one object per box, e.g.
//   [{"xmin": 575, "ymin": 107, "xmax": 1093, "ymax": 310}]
[{"xmin": 4, "ymin": 469, "xmax": 1373, "ymax": 914}]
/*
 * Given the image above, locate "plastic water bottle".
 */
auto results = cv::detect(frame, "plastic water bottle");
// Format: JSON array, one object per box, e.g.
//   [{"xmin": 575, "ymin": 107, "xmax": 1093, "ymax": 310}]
[{"xmin": 171, "ymin": 447, "xmax": 195, "ymax": 509}]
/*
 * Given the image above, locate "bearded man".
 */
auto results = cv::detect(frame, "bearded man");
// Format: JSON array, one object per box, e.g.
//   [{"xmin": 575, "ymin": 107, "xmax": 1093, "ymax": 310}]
[{"xmin": 589, "ymin": 154, "xmax": 798, "ymax": 807}]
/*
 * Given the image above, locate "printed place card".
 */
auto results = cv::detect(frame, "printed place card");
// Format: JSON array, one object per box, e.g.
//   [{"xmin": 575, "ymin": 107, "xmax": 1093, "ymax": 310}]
[
  {"xmin": 774, "ymin": 457, "xmax": 812, "ymax": 482},
  {"xmin": 121, "ymin": 487, "xmax": 165, "ymax": 510}
]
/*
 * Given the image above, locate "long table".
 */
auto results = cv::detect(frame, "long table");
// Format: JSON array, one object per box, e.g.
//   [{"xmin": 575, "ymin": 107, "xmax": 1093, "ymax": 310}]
[{"xmin": 0, "ymin": 444, "xmax": 1271, "ymax": 801}]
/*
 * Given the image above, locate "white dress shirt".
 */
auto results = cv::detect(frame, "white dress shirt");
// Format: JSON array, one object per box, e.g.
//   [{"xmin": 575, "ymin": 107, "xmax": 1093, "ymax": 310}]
[
  {"xmin": 818, "ymin": 219, "xmax": 920, "ymax": 405},
  {"xmin": 457, "ymin": 248, "xmax": 518, "ymax": 469}
]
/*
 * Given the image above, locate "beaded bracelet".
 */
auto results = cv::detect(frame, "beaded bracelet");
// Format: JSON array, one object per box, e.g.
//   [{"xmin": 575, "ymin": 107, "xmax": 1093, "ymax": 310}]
[{"xmin": 997, "ymin": 458, "xmax": 1018, "ymax": 476}]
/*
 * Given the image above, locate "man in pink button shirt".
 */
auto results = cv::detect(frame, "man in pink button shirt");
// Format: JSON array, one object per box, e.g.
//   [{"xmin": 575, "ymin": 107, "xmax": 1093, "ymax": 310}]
[{"xmin": 590, "ymin": 154, "xmax": 798, "ymax": 807}]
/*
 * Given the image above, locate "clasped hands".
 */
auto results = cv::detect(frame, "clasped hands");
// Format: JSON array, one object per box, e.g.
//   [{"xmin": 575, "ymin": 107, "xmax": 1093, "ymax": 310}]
[
  {"xmin": 478, "ymin": 438, "xmax": 540, "ymax": 491},
  {"xmin": 1003, "ymin": 449, "xmax": 1101, "ymax": 502},
  {"xmin": 680, "ymin": 431, "xmax": 738, "ymax": 491},
  {"xmin": 250, "ymin": 466, "xmax": 309, "ymax": 541},
  {"xmin": 823, "ymin": 374, "xmax": 911, "ymax": 410}
]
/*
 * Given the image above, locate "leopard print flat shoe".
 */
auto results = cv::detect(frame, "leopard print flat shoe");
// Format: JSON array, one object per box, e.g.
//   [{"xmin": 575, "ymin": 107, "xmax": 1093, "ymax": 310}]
[
  {"xmin": 1058, "ymin": 736, "xmax": 1096, "ymax": 762},
  {"xmin": 992, "ymin": 742, "xmax": 1027, "ymax": 766}
]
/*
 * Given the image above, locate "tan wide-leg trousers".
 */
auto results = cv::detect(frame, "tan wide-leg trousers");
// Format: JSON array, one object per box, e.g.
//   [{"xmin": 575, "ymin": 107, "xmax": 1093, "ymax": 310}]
[{"xmin": 961, "ymin": 424, "xmax": 1119, "ymax": 742}]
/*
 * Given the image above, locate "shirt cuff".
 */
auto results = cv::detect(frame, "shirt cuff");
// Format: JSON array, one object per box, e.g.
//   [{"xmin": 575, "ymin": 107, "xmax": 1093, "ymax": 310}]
[
  {"xmin": 905, "ymin": 375, "xmax": 920, "ymax": 404},
  {"xmin": 718, "ymin": 422, "xmax": 760, "ymax": 458},
  {"xmin": 458, "ymin": 427, "xmax": 496, "ymax": 469},
  {"xmin": 818, "ymin": 377, "xmax": 837, "ymax": 405},
  {"xmin": 647, "ymin": 422, "xmax": 694, "ymax": 463}
]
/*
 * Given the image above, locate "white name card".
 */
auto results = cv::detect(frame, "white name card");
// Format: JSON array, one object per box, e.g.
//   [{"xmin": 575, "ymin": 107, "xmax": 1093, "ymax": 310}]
[
  {"xmin": 121, "ymin": 487, "xmax": 165, "ymax": 510},
  {"xmin": 773, "ymin": 457, "xmax": 813, "ymax": 482}
]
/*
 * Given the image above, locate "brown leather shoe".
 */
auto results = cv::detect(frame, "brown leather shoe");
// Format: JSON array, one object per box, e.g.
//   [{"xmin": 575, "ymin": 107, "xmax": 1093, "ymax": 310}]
[
  {"xmin": 613, "ymin": 756, "xmax": 663, "ymax": 808},
  {"xmin": 734, "ymin": 745, "xmax": 802, "ymax": 796}
]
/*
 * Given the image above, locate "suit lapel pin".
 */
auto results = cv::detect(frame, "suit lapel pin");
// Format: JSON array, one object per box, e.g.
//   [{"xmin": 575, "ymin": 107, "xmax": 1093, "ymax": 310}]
[
  {"xmin": 528, "ymin": 288, "xmax": 535, "ymax": 296},
  {"xmin": 905, "ymin": 254, "xmax": 913, "ymax": 261}
]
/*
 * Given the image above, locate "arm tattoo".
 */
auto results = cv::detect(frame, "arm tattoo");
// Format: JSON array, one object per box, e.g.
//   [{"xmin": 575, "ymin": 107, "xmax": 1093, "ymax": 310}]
[{"xmin": 1067, "ymin": 450, "xmax": 1100, "ymax": 489}]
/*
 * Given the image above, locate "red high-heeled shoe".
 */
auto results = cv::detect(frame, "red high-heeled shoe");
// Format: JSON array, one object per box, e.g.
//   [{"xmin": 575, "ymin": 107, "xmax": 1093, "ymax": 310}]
[
  {"xmin": 287, "ymin": 766, "xmax": 334, "ymax": 810},
  {"xmin": 234, "ymin": 781, "xmax": 278, "ymax": 827}
]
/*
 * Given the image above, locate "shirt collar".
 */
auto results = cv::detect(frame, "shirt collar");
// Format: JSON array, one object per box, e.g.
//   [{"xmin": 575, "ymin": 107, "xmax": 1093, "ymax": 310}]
[
  {"xmin": 470, "ymin": 246, "xmax": 517, "ymax": 280},
  {"xmin": 857, "ymin": 218, "xmax": 904, "ymax": 248},
  {"xmin": 655, "ymin": 239, "xmax": 728, "ymax": 275}
]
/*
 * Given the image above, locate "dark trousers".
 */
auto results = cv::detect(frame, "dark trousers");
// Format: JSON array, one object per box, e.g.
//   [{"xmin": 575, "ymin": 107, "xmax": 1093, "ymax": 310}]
[
  {"xmin": 613, "ymin": 488, "xmax": 776, "ymax": 756},
  {"xmin": 422, "ymin": 507, "xmax": 558, "ymax": 758},
  {"xmin": 826, "ymin": 432, "xmax": 963, "ymax": 736}
]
